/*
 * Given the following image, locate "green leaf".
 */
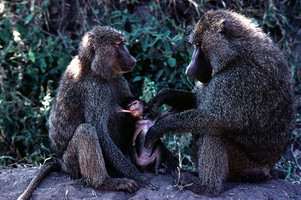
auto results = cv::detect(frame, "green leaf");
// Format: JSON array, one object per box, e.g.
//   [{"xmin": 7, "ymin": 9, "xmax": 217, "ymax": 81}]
[
  {"xmin": 15, "ymin": 23, "xmax": 24, "ymax": 36},
  {"xmin": 4, "ymin": 18, "xmax": 10, "ymax": 27},
  {"xmin": 130, "ymin": 17, "xmax": 142, "ymax": 22},
  {"xmin": 132, "ymin": 76, "xmax": 143, "ymax": 82},
  {"xmin": 164, "ymin": 30, "xmax": 170, "ymax": 37},
  {"xmin": 28, "ymin": 49, "xmax": 35, "ymax": 63},
  {"xmin": 148, "ymin": 38, "xmax": 158, "ymax": 47},
  {"xmin": 40, "ymin": 58, "xmax": 47, "ymax": 73},
  {"xmin": 0, "ymin": 29, "xmax": 10, "ymax": 43},
  {"xmin": 157, "ymin": 40, "xmax": 162, "ymax": 49},
  {"xmin": 25, "ymin": 14, "xmax": 34, "ymax": 25},
  {"xmin": 0, "ymin": 19, "xmax": 10, "ymax": 43},
  {"xmin": 155, "ymin": 69, "xmax": 164, "ymax": 81},
  {"xmin": 111, "ymin": 11, "xmax": 122, "ymax": 19},
  {"xmin": 94, "ymin": 9, "xmax": 99, "ymax": 14},
  {"xmin": 141, "ymin": 34, "xmax": 149, "ymax": 52},
  {"xmin": 164, "ymin": 41, "xmax": 170, "ymax": 52},
  {"xmin": 168, "ymin": 57, "xmax": 176, "ymax": 67}
]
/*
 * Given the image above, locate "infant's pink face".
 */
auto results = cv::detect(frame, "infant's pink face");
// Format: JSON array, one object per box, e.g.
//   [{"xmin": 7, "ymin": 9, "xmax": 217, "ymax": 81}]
[{"xmin": 127, "ymin": 100, "xmax": 144, "ymax": 118}]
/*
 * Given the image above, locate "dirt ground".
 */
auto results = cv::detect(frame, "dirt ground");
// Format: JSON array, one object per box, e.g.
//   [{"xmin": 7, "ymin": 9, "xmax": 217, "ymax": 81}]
[{"xmin": 0, "ymin": 167, "xmax": 300, "ymax": 200}]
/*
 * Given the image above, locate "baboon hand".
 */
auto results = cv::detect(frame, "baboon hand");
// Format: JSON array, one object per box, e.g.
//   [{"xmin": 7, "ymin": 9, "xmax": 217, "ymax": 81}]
[
  {"xmin": 145, "ymin": 89, "xmax": 168, "ymax": 117},
  {"xmin": 143, "ymin": 103, "xmax": 159, "ymax": 119}
]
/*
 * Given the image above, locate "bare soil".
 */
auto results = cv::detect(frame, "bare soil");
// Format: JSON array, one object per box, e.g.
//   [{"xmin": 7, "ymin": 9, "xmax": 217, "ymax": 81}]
[{"xmin": 0, "ymin": 167, "xmax": 300, "ymax": 200}]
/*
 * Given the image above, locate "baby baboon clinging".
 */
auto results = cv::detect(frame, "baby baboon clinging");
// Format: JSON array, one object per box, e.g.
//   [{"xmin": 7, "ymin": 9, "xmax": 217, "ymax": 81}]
[
  {"xmin": 119, "ymin": 100, "xmax": 177, "ymax": 175},
  {"xmin": 145, "ymin": 10, "xmax": 295, "ymax": 195}
]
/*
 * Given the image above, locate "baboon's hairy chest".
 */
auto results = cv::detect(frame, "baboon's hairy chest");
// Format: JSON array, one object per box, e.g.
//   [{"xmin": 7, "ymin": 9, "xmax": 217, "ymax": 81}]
[{"xmin": 85, "ymin": 78, "xmax": 126, "ymax": 108}]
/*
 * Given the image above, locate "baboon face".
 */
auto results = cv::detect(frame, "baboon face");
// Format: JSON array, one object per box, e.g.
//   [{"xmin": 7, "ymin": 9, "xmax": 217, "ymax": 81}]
[
  {"xmin": 186, "ymin": 44, "xmax": 212, "ymax": 83},
  {"xmin": 185, "ymin": 13, "xmax": 214, "ymax": 83},
  {"xmin": 79, "ymin": 26, "xmax": 136, "ymax": 79},
  {"xmin": 113, "ymin": 40, "xmax": 136, "ymax": 73},
  {"xmin": 126, "ymin": 100, "xmax": 144, "ymax": 118},
  {"xmin": 186, "ymin": 10, "xmax": 261, "ymax": 83}
]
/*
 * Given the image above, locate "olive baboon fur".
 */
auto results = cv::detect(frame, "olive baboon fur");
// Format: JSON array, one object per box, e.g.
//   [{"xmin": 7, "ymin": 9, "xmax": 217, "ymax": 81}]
[
  {"xmin": 48, "ymin": 26, "xmax": 153, "ymax": 192},
  {"xmin": 145, "ymin": 10, "xmax": 295, "ymax": 195}
]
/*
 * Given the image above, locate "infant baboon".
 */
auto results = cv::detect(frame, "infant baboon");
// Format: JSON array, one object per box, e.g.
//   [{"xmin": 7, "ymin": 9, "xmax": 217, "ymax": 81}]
[
  {"xmin": 19, "ymin": 26, "xmax": 156, "ymax": 200},
  {"xmin": 145, "ymin": 10, "xmax": 295, "ymax": 195},
  {"xmin": 119, "ymin": 100, "xmax": 177, "ymax": 175}
]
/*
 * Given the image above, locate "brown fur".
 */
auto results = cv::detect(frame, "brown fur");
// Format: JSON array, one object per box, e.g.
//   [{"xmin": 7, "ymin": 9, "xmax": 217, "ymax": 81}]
[
  {"xmin": 145, "ymin": 10, "xmax": 295, "ymax": 195},
  {"xmin": 47, "ymin": 26, "xmax": 157, "ymax": 193}
]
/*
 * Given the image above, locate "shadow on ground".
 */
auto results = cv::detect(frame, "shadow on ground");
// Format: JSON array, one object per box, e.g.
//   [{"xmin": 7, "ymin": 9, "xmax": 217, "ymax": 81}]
[{"xmin": 0, "ymin": 167, "xmax": 300, "ymax": 200}]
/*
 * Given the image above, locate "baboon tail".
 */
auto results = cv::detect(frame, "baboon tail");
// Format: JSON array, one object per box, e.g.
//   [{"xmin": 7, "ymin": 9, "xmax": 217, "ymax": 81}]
[{"xmin": 17, "ymin": 162, "xmax": 60, "ymax": 200}]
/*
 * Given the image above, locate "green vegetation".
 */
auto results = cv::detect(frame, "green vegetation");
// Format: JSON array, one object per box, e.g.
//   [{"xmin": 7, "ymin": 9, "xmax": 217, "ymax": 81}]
[{"xmin": 0, "ymin": 0, "xmax": 300, "ymax": 182}]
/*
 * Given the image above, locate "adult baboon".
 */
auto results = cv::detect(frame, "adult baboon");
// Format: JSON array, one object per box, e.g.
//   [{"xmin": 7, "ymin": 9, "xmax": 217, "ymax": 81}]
[
  {"xmin": 18, "ymin": 26, "xmax": 156, "ymax": 200},
  {"xmin": 48, "ymin": 26, "xmax": 158, "ymax": 191},
  {"xmin": 145, "ymin": 10, "xmax": 295, "ymax": 195}
]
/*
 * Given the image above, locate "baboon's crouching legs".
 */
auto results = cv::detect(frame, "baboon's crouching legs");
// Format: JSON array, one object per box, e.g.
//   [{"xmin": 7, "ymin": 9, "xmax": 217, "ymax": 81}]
[
  {"xmin": 62, "ymin": 123, "xmax": 139, "ymax": 192},
  {"xmin": 179, "ymin": 134, "xmax": 228, "ymax": 196}
]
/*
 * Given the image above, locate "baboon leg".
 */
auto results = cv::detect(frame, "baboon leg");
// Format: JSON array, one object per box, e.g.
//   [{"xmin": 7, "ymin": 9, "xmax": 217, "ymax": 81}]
[
  {"xmin": 161, "ymin": 144, "xmax": 178, "ymax": 175},
  {"xmin": 154, "ymin": 146, "xmax": 163, "ymax": 175},
  {"xmin": 63, "ymin": 123, "xmax": 139, "ymax": 192},
  {"xmin": 179, "ymin": 134, "xmax": 228, "ymax": 196},
  {"xmin": 197, "ymin": 135, "xmax": 228, "ymax": 195},
  {"xmin": 225, "ymin": 141, "xmax": 272, "ymax": 182}
]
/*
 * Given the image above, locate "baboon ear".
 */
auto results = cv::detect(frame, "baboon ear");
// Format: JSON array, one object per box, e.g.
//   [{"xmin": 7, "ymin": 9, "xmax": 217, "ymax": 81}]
[
  {"xmin": 91, "ymin": 52, "xmax": 101, "ymax": 74},
  {"xmin": 216, "ymin": 19, "xmax": 225, "ymax": 33},
  {"xmin": 219, "ymin": 20, "xmax": 234, "ymax": 38},
  {"xmin": 78, "ymin": 33, "xmax": 95, "ymax": 68},
  {"xmin": 90, "ymin": 49, "xmax": 112, "ymax": 80}
]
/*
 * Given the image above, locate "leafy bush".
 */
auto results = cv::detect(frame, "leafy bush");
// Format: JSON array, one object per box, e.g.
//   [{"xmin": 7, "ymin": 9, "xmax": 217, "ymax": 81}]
[
  {"xmin": 0, "ymin": 1, "xmax": 75, "ymax": 165},
  {"xmin": 0, "ymin": 0, "xmax": 300, "ymax": 182}
]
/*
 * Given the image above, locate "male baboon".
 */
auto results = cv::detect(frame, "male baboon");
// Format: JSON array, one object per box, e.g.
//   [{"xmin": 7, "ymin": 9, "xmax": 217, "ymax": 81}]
[
  {"xmin": 18, "ymin": 26, "xmax": 156, "ymax": 200},
  {"xmin": 119, "ymin": 100, "xmax": 177, "ymax": 175},
  {"xmin": 145, "ymin": 10, "xmax": 295, "ymax": 195}
]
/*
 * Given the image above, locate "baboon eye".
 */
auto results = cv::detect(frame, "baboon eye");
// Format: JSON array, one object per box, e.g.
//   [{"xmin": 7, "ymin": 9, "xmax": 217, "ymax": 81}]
[{"xmin": 195, "ymin": 42, "xmax": 200, "ymax": 46}]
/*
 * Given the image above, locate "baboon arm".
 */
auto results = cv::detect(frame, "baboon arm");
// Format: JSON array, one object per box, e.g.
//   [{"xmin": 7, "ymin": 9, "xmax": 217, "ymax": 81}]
[
  {"xmin": 147, "ymin": 89, "xmax": 197, "ymax": 113},
  {"xmin": 145, "ymin": 109, "xmax": 224, "ymax": 147},
  {"xmin": 132, "ymin": 129, "xmax": 142, "ymax": 146}
]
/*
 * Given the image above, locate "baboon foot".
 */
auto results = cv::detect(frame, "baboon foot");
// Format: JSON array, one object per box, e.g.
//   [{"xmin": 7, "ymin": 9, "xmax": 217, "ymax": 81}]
[
  {"xmin": 96, "ymin": 178, "xmax": 140, "ymax": 193},
  {"xmin": 242, "ymin": 167, "xmax": 272, "ymax": 182}
]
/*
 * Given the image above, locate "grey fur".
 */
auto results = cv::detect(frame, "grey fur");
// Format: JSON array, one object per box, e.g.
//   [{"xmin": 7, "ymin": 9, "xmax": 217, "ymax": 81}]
[
  {"xmin": 145, "ymin": 10, "xmax": 295, "ymax": 195},
  {"xmin": 49, "ymin": 26, "xmax": 155, "ymax": 192}
]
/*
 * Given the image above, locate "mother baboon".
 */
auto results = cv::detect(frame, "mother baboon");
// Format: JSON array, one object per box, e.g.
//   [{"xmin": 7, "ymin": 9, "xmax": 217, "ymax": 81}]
[
  {"xmin": 145, "ymin": 10, "xmax": 295, "ymax": 195},
  {"xmin": 48, "ymin": 26, "xmax": 155, "ymax": 192}
]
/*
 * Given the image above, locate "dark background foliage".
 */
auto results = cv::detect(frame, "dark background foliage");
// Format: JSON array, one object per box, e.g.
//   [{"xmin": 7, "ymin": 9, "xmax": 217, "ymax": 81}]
[{"xmin": 0, "ymin": 0, "xmax": 300, "ymax": 182}]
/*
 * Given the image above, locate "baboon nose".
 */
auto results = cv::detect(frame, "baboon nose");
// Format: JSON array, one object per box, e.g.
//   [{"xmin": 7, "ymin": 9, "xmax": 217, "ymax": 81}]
[{"xmin": 131, "ymin": 57, "xmax": 136, "ymax": 66}]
